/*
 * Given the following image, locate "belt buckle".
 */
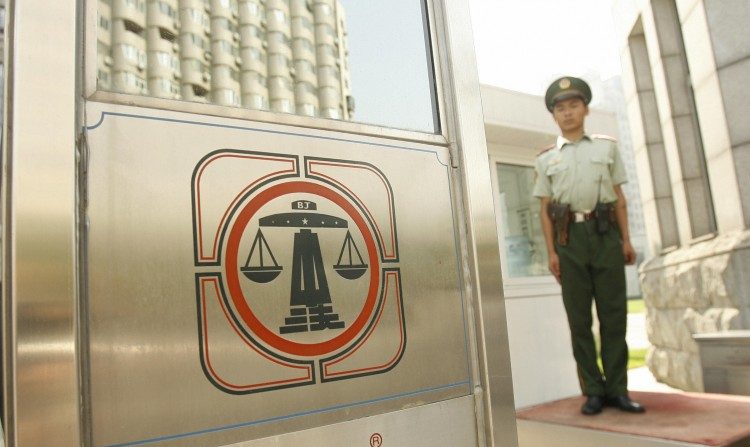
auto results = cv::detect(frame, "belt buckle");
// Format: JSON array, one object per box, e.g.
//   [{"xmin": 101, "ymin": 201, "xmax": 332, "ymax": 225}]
[{"xmin": 573, "ymin": 211, "xmax": 589, "ymax": 223}]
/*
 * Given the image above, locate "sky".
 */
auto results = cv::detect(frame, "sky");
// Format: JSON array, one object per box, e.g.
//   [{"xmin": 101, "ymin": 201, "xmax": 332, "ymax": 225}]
[
  {"xmin": 469, "ymin": 0, "xmax": 622, "ymax": 97},
  {"xmin": 340, "ymin": 0, "xmax": 437, "ymax": 133},
  {"xmin": 331, "ymin": 0, "xmax": 623, "ymax": 133}
]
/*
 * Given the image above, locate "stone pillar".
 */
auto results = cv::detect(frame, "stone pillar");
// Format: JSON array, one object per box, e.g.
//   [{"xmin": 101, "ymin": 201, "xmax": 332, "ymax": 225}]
[{"xmin": 616, "ymin": 0, "xmax": 750, "ymax": 391}]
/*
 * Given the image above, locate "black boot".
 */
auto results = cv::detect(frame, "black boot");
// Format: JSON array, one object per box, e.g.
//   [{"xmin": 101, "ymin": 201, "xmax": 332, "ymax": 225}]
[
  {"xmin": 581, "ymin": 395, "xmax": 604, "ymax": 415},
  {"xmin": 606, "ymin": 395, "xmax": 646, "ymax": 413}
]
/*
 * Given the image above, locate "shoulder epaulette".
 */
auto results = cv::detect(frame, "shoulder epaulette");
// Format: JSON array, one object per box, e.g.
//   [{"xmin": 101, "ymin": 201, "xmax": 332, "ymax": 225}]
[
  {"xmin": 591, "ymin": 134, "xmax": 617, "ymax": 142},
  {"xmin": 537, "ymin": 144, "xmax": 555, "ymax": 157}
]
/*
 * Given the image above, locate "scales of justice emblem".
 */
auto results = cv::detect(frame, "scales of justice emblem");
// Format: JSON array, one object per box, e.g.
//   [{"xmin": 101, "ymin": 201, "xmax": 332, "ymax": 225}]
[
  {"xmin": 242, "ymin": 199, "xmax": 367, "ymax": 334},
  {"xmin": 192, "ymin": 151, "xmax": 405, "ymax": 394}
]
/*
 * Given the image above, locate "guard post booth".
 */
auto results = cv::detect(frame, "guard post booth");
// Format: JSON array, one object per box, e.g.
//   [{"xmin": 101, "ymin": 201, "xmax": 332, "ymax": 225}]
[{"xmin": 1, "ymin": 0, "xmax": 518, "ymax": 446}]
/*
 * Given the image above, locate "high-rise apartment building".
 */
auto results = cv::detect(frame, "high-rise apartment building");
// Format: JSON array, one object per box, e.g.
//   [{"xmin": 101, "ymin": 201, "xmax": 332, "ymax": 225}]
[
  {"xmin": 98, "ymin": 0, "xmax": 353, "ymax": 119},
  {"xmin": 1, "ymin": 0, "xmax": 5, "ymax": 72},
  {"xmin": 147, "ymin": 0, "xmax": 181, "ymax": 99}
]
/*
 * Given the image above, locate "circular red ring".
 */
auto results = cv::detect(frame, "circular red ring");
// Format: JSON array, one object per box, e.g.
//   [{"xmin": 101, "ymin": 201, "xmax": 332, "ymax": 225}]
[{"xmin": 225, "ymin": 181, "xmax": 380, "ymax": 357}]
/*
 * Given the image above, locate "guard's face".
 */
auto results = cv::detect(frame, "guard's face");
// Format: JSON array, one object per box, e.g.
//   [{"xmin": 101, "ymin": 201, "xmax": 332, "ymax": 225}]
[{"xmin": 552, "ymin": 97, "xmax": 589, "ymax": 133}]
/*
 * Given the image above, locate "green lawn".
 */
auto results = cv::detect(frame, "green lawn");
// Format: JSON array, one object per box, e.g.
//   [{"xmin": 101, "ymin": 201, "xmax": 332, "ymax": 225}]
[
  {"xmin": 628, "ymin": 347, "xmax": 647, "ymax": 369},
  {"xmin": 627, "ymin": 298, "xmax": 645, "ymax": 314},
  {"xmin": 627, "ymin": 298, "xmax": 646, "ymax": 369}
]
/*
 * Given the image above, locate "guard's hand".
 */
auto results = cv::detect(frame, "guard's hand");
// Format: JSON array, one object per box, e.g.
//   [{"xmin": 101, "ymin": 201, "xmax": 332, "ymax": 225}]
[
  {"xmin": 623, "ymin": 240, "xmax": 636, "ymax": 265},
  {"xmin": 548, "ymin": 252, "xmax": 561, "ymax": 284}
]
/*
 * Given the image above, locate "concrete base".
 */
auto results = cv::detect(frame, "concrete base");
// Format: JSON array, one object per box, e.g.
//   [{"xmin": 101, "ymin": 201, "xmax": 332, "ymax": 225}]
[
  {"xmin": 516, "ymin": 391, "xmax": 750, "ymax": 447},
  {"xmin": 517, "ymin": 419, "xmax": 722, "ymax": 447}
]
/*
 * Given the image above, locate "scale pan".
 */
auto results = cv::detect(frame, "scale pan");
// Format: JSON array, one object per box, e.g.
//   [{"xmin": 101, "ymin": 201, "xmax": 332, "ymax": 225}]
[
  {"xmin": 334, "ymin": 264, "xmax": 368, "ymax": 280},
  {"xmin": 241, "ymin": 266, "xmax": 283, "ymax": 283}
]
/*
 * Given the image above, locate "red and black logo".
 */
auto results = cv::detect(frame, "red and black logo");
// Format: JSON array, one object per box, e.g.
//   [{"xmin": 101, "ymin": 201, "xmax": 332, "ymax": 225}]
[{"xmin": 191, "ymin": 150, "xmax": 404, "ymax": 394}]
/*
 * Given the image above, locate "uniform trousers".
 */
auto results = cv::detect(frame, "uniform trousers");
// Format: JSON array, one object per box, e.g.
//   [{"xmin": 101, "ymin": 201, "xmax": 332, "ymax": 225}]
[{"xmin": 555, "ymin": 219, "xmax": 628, "ymax": 397}]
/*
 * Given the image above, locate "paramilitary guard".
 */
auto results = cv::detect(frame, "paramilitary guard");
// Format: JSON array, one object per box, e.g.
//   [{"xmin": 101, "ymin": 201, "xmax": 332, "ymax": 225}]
[{"xmin": 533, "ymin": 76, "xmax": 646, "ymax": 415}]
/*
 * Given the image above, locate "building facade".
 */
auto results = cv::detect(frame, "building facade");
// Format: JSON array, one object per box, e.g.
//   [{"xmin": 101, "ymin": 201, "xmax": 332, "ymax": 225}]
[
  {"xmin": 614, "ymin": 0, "xmax": 750, "ymax": 390},
  {"xmin": 97, "ymin": 0, "xmax": 353, "ymax": 119}
]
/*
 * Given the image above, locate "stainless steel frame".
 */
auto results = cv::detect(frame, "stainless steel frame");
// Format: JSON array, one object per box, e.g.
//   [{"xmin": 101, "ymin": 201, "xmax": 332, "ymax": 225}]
[
  {"xmin": 2, "ymin": 0, "xmax": 518, "ymax": 445},
  {"xmin": 432, "ymin": 1, "xmax": 518, "ymax": 444},
  {"xmin": 85, "ymin": 90, "xmax": 448, "ymax": 147},
  {"xmin": 2, "ymin": 0, "xmax": 82, "ymax": 446}
]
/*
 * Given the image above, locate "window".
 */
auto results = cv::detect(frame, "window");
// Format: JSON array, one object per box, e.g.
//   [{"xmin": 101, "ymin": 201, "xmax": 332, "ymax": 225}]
[
  {"xmin": 268, "ymin": 53, "xmax": 292, "ymax": 71},
  {"xmin": 295, "ymin": 59, "xmax": 314, "ymax": 75},
  {"xmin": 155, "ymin": 51, "xmax": 179, "ymax": 70},
  {"xmin": 154, "ymin": 78, "xmax": 180, "ymax": 97},
  {"xmin": 294, "ymin": 37, "xmax": 314, "ymax": 54},
  {"xmin": 495, "ymin": 164, "xmax": 549, "ymax": 278},
  {"xmin": 243, "ymin": 24, "xmax": 263, "ymax": 39},
  {"xmin": 245, "ymin": 46, "xmax": 266, "ymax": 62},
  {"xmin": 269, "ymin": 75, "xmax": 293, "ymax": 91},
  {"xmin": 317, "ymin": 3, "xmax": 333, "ymax": 17},
  {"xmin": 97, "ymin": 69, "xmax": 111, "ymax": 88},
  {"xmin": 628, "ymin": 17, "xmax": 680, "ymax": 248},
  {"xmin": 243, "ymin": 93, "xmax": 269, "ymax": 110},
  {"xmin": 269, "ymin": 9, "xmax": 288, "ymax": 26},
  {"xmin": 186, "ymin": 9, "xmax": 210, "ymax": 28},
  {"xmin": 214, "ymin": 18, "xmax": 238, "ymax": 33},
  {"xmin": 99, "ymin": 14, "xmax": 110, "ymax": 31},
  {"xmin": 187, "ymin": 33, "xmax": 210, "ymax": 50},
  {"xmin": 321, "ymin": 106, "xmax": 340, "ymax": 119},
  {"xmin": 272, "ymin": 98, "xmax": 294, "ymax": 113},
  {"xmin": 125, "ymin": 0, "xmax": 146, "ymax": 13},
  {"xmin": 296, "ymin": 81, "xmax": 316, "ymax": 96},
  {"xmin": 183, "ymin": 59, "xmax": 208, "ymax": 72},
  {"xmin": 215, "ymin": 39, "xmax": 239, "ymax": 56},
  {"xmin": 96, "ymin": 0, "xmax": 438, "ymax": 132},
  {"xmin": 318, "ymin": 45, "xmax": 336, "ymax": 59},
  {"xmin": 299, "ymin": 16, "xmax": 314, "ymax": 32},
  {"xmin": 117, "ymin": 72, "xmax": 147, "ymax": 91},
  {"xmin": 240, "ymin": 1, "xmax": 262, "ymax": 18},
  {"xmin": 157, "ymin": 1, "xmax": 177, "ymax": 19},
  {"xmin": 117, "ymin": 43, "xmax": 146, "ymax": 67},
  {"xmin": 318, "ymin": 65, "xmax": 340, "ymax": 82},
  {"xmin": 651, "ymin": 0, "xmax": 716, "ymax": 239},
  {"xmin": 268, "ymin": 32, "xmax": 291, "ymax": 47},
  {"xmin": 297, "ymin": 103, "xmax": 317, "ymax": 117},
  {"xmin": 319, "ymin": 23, "xmax": 335, "ymax": 39},
  {"xmin": 214, "ymin": 88, "xmax": 241, "ymax": 106}
]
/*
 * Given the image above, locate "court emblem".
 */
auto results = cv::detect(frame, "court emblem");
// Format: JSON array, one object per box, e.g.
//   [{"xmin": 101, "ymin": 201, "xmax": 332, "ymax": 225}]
[{"xmin": 191, "ymin": 150, "xmax": 405, "ymax": 394}]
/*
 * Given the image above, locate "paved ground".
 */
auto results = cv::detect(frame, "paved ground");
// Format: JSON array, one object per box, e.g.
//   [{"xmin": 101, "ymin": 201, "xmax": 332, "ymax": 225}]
[
  {"xmin": 626, "ymin": 311, "xmax": 680, "ymax": 393},
  {"xmin": 626, "ymin": 312, "xmax": 649, "ymax": 349}
]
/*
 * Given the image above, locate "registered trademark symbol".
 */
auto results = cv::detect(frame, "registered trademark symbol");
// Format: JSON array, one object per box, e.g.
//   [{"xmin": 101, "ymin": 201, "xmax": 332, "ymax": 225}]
[{"xmin": 370, "ymin": 432, "xmax": 383, "ymax": 447}]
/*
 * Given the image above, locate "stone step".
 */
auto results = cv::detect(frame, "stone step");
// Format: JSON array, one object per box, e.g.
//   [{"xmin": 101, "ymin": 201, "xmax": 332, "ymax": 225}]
[{"xmin": 694, "ymin": 331, "xmax": 750, "ymax": 395}]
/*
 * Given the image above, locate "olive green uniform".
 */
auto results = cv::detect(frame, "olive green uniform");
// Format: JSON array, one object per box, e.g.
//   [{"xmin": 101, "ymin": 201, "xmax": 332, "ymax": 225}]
[{"xmin": 533, "ymin": 134, "xmax": 630, "ymax": 398}]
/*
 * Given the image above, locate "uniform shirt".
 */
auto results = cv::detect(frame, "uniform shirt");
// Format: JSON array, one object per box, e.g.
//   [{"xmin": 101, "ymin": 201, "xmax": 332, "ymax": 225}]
[{"xmin": 533, "ymin": 134, "xmax": 628, "ymax": 212}]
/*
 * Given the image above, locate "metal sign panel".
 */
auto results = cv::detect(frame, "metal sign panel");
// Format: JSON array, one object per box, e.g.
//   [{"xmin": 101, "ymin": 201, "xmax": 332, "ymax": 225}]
[
  {"xmin": 84, "ymin": 102, "xmax": 471, "ymax": 447},
  {"xmin": 229, "ymin": 395, "xmax": 478, "ymax": 447}
]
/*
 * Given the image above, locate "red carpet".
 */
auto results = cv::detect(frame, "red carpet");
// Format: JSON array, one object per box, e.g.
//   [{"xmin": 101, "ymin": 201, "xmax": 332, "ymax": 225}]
[{"xmin": 516, "ymin": 391, "xmax": 750, "ymax": 446}]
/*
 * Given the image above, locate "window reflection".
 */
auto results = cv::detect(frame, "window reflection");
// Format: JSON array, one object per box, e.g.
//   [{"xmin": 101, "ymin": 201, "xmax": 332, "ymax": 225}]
[
  {"xmin": 97, "ymin": 0, "xmax": 437, "ymax": 133},
  {"xmin": 496, "ymin": 164, "xmax": 549, "ymax": 278}
]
